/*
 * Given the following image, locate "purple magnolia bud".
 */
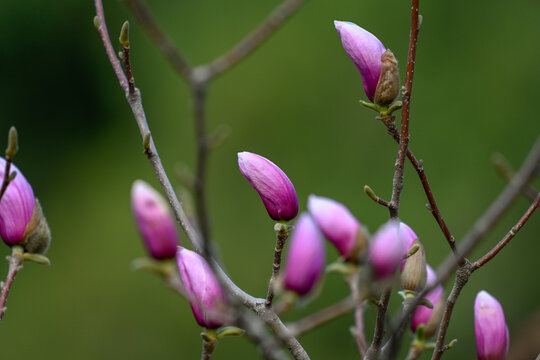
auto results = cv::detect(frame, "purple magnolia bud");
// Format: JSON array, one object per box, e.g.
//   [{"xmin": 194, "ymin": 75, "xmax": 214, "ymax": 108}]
[
  {"xmin": 283, "ymin": 213, "xmax": 326, "ymax": 296},
  {"xmin": 237, "ymin": 152, "xmax": 298, "ymax": 222},
  {"xmin": 399, "ymin": 222, "xmax": 418, "ymax": 252},
  {"xmin": 131, "ymin": 180, "xmax": 180, "ymax": 260},
  {"xmin": 475, "ymin": 290, "xmax": 509, "ymax": 360},
  {"xmin": 176, "ymin": 247, "xmax": 228, "ymax": 329},
  {"xmin": 307, "ymin": 195, "xmax": 367, "ymax": 261},
  {"xmin": 0, "ymin": 158, "xmax": 36, "ymax": 246},
  {"xmin": 368, "ymin": 220, "xmax": 404, "ymax": 280},
  {"xmin": 335, "ymin": 20, "xmax": 386, "ymax": 102},
  {"xmin": 411, "ymin": 265, "xmax": 445, "ymax": 338}
]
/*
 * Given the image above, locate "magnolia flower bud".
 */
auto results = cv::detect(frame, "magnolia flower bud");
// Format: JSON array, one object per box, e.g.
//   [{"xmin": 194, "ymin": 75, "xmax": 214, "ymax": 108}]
[
  {"xmin": 283, "ymin": 213, "xmax": 326, "ymax": 296},
  {"xmin": 475, "ymin": 290, "xmax": 509, "ymax": 360},
  {"xmin": 0, "ymin": 157, "xmax": 36, "ymax": 246},
  {"xmin": 0, "ymin": 158, "xmax": 50, "ymax": 254},
  {"xmin": 373, "ymin": 50, "xmax": 400, "ymax": 107},
  {"xmin": 131, "ymin": 180, "xmax": 180, "ymax": 260},
  {"xmin": 307, "ymin": 195, "xmax": 367, "ymax": 261},
  {"xmin": 176, "ymin": 247, "xmax": 228, "ymax": 329},
  {"xmin": 335, "ymin": 20, "xmax": 386, "ymax": 103},
  {"xmin": 368, "ymin": 220, "xmax": 404, "ymax": 280},
  {"xmin": 238, "ymin": 152, "xmax": 298, "ymax": 222},
  {"xmin": 411, "ymin": 265, "xmax": 445, "ymax": 338}
]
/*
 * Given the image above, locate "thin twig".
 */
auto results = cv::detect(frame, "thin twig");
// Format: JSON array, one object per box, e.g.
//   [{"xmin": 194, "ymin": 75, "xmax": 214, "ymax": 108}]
[
  {"xmin": 366, "ymin": 1, "xmax": 420, "ymax": 358},
  {"xmin": 0, "ymin": 126, "xmax": 19, "ymax": 202},
  {"xmin": 492, "ymin": 152, "xmax": 538, "ymax": 201},
  {"xmin": 472, "ymin": 192, "xmax": 539, "ymax": 270},
  {"xmin": 203, "ymin": 0, "xmax": 305, "ymax": 80},
  {"xmin": 388, "ymin": 0, "xmax": 420, "ymax": 219},
  {"xmin": 94, "ymin": 5, "xmax": 310, "ymax": 358},
  {"xmin": 387, "ymin": 133, "xmax": 540, "ymax": 357},
  {"xmin": 364, "ymin": 289, "xmax": 392, "ymax": 360},
  {"xmin": 286, "ymin": 296, "xmax": 355, "ymax": 337},
  {"xmin": 192, "ymin": 83, "xmax": 211, "ymax": 242},
  {"xmin": 266, "ymin": 223, "xmax": 290, "ymax": 307},
  {"xmin": 201, "ymin": 336, "xmax": 217, "ymax": 360},
  {"xmin": 364, "ymin": 185, "xmax": 391, "ymax": 208},
  {"xmin": 123, "ymin": 0, "xmax": 192, "ymax": 79},
  {"xmin": 256, "ymin": 303, "xmax": 311, "ymax": 360},
  {"xmin": 384, "ymin": 123, "xmax": 456, "ymax": 252},
  {"xmin": 0, "ymin": 246, "xmax": 24, "ymax": 323},
  {"xmin": 348, "ymin": 272, "xmax": 367, "ymax": 357}
]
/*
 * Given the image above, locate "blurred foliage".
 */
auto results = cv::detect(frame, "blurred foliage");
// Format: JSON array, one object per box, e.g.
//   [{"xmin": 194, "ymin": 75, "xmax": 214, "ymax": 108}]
[{"xmin": 0, "ymin": 0, "xmax": 539, "ymax": 359}]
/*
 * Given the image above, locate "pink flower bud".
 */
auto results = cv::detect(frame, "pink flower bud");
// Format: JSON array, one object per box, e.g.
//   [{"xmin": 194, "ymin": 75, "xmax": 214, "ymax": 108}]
[
  {"xmin": 368, "ymin": 220, "xmax": 404, "ymax": 280},
  {"xmin": 238, "ymin": 152, "xmax": 298, "ymax": 222},
  {"xmin": 0, "ymin": 158, "xmax": 36, "ymax": 246},
  {"xmin": 475, "ymin": 290, "xmax": 509, "ymax": 360},
  {"xmin": 176, "ymin": 247, "xmax": 228, "ymax": 329},
  {"xmin": 334, "ymin": 20, "xmax": 386, "ymax": 102},
  {"xmin": 307, "ymin": 195, "xmax": 367, "ymax": 261},
  {"xmin": 283, "ymin": 213, "xmax": 326, "ymax": 296},
  {"xmin": 411, "ymin": 265, "xmax": 445, "ymax": 338},
  {"xmin": 131, "ymin": 180, "xmax": 180, "ymax": 260}
]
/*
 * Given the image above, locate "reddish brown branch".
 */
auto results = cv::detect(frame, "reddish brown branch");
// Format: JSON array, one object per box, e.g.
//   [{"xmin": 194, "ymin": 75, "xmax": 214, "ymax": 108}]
[
  {"xmin": 388, "ymin": 0, "xmax": 420, "ymax": 219},
  {"xmin": 385, "ymin": 123, "xmax": 456, "ymax": 252},
  {"xmin": 472, "ymin": 192, "xmax": 539, "ymax": 270},
  {"xmin": 0, "ymin": 247, "xmax": 24, "ymax": 323}
]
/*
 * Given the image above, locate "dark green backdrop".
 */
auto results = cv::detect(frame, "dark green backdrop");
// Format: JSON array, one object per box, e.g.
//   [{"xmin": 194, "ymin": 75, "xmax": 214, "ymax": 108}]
[{"xmin": 1, "ymin": 0, "xmax": 539, "ymax": 358}]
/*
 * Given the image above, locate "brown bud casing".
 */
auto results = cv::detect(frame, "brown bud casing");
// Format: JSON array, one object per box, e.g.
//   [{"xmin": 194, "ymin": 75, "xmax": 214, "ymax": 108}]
[
  {"xmin": 374, "ymin": 50, "xmax": 400, "ymax": 107},
  {"xmin": 401, "ymin": 239, "xmax": 427, "ymax": 292},
  {"xmin": 22, "ymin": 199, "xmax": 51, "ymax": 254}
]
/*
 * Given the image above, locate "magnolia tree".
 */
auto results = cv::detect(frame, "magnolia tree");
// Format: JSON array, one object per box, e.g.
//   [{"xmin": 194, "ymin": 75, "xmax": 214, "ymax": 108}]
[{"xmin": 1, "ymin": 0, "xmax": 539, "ymax": 359}]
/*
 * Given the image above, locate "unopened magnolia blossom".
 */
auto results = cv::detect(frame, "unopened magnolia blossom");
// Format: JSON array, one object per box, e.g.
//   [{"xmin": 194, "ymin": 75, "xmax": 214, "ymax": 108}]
[
  {"xmin": 131, "ymin": 180, "xmax": 180, "ymax": 260},
  {"xmin": 475, "ymin": 291, "xmax": 509, "ymax": 360},
  {"xmin": 177, "ymin": 247, "xmax": 228, "ymax": 329},
  {"xmin": 283, "ymin": 213, "xmax": 326, "ymax": 296},
  {"xmin": 238, "ymin": 151, "xmax": 298, "ymax": 222}
]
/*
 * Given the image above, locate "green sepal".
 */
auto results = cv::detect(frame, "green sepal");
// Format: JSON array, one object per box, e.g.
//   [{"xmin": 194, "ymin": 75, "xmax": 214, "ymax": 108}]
[
  {"xmin": 22, "ymin": 253, "xmax": 51, "ymax": 266},
  {"xmin": 216, "ymin": 326, "xmax": 245, "ymax": 339},
  {"xmin": 326, "ymin": 261, "xmax": 357, "ymax": 275},
  {"xmin": 131, "ymin": 257, "xmax": 174, "ymax": 277},
  {"xmin": 359, "ymin": 100, "xmax": 402, "ymax": 116}
]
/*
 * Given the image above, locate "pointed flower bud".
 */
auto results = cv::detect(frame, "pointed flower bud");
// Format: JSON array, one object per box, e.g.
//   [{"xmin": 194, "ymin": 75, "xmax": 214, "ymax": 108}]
[
  {"xmin": 0, "ymin": 157, "xmax": 36, "ymax": 247},
  {"xmin": 238, "ymin": 152, "xmax": 298, "ymax": 222},
  {"xmin": 307, "ymin": 195, "xmax": 367, "ymax": 261},
  {"xmin": 475, "ymin": 290, "xmax": 509, "ymax": 360},
  {"xmin": 283, "ymin": 213, "xmax": 326, "ymax": 296},
  {"xmin": 176, "ymin": 247, "xmax": 228, "ymax": 329},
  {"xmin": 411, "ymin": 265, "xmax": 445, "ymax": 338},
  {"xmin": 335, "ymin": 21, "xmax": 399, "ymax": 106},
  {"xmin": 131, "ymin": 180, "xmax": 180, "ymax": 260},
  {"xmin": 368, "ymin": 220, "xmax": 404, "ymax": 280}
]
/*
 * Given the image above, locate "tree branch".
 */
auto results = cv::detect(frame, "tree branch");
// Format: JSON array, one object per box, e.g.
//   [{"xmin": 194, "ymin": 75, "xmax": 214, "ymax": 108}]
[
  {"xmin": 0, "ymin": 246, "xmax": 24, "ymax": 323},
  {"xmin": 203, "ymin": 0, "xmax": 305, "ymax": 80},
  {"xmin": 472, "ymin": 191, "xmax": 539, "ymax": 270},
  {"xmin": 123, "ymin": 0, "xmax": 192, "ymax": 79},
  {"xmin": 286, "ymin": 296, "xmax": 355, "ymax": 337},
  {"xmin": 384, "ymin": 123, "xmax": 456, "ymax": 252}
]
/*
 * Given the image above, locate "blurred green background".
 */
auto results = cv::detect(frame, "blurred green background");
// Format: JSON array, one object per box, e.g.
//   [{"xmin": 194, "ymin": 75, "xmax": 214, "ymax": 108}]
[{"xmin": 1, "ymin": 0, "xmax": 539, "ymax": 358}]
